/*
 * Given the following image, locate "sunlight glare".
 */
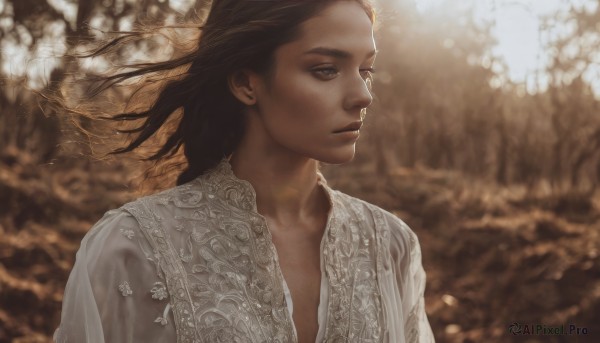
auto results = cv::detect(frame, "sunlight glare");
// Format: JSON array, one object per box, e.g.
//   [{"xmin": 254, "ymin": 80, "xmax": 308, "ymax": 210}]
[
  {"xmin": 169, "ymin": 0, "xmax": 195, "ymax": 13},
  {"xmin": 27, "ymin": 21, "xmax": 67, "ymax": 90},
  {"xmin": 47, "ymin": 0, "xmax": 77, "ymax": 30},
  {"xmin": 414, "ymin": 0, "xmax": 445, "ymax": 12},
  {"xmin": 1, "ymin": 37, "xmax": 29, "ymax": 79},
  {"xmin": 415, "ymin": 0, "xmax": 600, "ymax": 95}
]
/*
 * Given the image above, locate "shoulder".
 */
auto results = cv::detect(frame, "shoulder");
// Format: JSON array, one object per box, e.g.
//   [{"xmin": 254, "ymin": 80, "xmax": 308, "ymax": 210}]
[
  {"xmin": 82, "ymin": 208, "xmax": 141, "ymax": 248},
  {"xmin": 63, "ymin": 208, "xmax": 154, "ymax": 286},
  {"xmin": 119, "ymin": 180, "xmax": 213, "ymax": 218},
  {"xmin": 119, "ymin": 183, "xmax": 186, "ymax": 211},
  {"xmin": 332, "ymin": 187, "xmax": 413, "ymax": 234},
  {"xmin": 332, "ymin": 188, "xmax": 419, "ymax": 262}
]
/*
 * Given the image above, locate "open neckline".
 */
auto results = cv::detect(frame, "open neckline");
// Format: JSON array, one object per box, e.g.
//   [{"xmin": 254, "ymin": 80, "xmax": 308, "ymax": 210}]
[{"xmin": 196, "ymin": 156, "xmax": 338, "ymax": 342}]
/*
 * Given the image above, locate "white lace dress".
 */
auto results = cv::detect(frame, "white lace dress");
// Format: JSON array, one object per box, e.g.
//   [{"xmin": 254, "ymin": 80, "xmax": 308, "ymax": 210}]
[{"xmin": 53, "ymin": 157, "xmax": 435, "ymax": 343}]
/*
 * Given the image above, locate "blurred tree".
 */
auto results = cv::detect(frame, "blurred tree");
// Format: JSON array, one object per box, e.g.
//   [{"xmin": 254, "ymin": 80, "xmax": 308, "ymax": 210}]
[
  {"xmin": 542, "ymin": 1, "xmax": 600, "ymax": 193},
  {"xmin": 369, "ymin": 0, "xmax": 500, "ymax": 179},
  {"xmin": 2, "ymin": 0, "xmax": 599, "ymax": 189},
  {"xmin": 0, "ymin": 0, "xmax": 208, "ymax": 163},
  {"xmin": 365, "ymin": 0, "xmax": 600, "ymax": 193}
]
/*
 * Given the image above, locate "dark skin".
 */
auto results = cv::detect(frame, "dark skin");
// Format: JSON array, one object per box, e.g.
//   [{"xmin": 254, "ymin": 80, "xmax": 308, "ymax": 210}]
[{"xmin": 227, "ymin": 1, "xmax": 376, "ymax": 341}]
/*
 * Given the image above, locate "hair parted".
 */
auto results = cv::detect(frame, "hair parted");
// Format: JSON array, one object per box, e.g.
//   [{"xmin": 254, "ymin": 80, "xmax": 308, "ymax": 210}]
[{"xmin": 49, "ymin": 0, "xmax": 376, "ymax": 191}]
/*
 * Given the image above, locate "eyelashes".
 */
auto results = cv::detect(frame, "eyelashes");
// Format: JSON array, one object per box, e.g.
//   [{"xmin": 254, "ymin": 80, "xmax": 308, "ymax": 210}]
[
  {"xmin": 312, "ymin": 66, "xmax": 376, "ymax": 80},
  {"xmin": 313, "ymin": 68, "xmax": 338, "ymax": 77}
]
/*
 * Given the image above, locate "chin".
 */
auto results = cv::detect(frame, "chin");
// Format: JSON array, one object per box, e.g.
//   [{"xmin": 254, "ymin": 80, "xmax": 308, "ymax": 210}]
[{"xmin": 315, "ymin": 147, "xmax": 357, "ymax": 165}]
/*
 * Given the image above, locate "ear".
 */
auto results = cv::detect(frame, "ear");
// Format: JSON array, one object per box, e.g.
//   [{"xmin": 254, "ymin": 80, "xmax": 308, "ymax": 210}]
[{"xmin": 227, "ymin": 69, "xmax": 258, "ymax": 106}]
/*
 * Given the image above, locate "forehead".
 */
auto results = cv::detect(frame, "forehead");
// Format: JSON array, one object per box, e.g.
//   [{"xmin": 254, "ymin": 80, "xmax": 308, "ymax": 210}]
[{"xmin": 278, "ymin": 1, "xmax": 376, "ymax": 61}]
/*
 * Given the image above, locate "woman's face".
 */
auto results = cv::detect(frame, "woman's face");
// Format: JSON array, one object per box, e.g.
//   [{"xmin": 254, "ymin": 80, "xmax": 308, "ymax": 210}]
[{"xmin": 240, "ymin": 1, "xmax": 377, "ymax": 164}]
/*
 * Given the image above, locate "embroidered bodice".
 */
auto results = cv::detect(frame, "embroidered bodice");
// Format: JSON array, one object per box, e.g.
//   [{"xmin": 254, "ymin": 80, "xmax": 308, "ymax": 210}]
[{"xmin": 54, "ymin": 157, "xmax": 435, "ymax": 343}]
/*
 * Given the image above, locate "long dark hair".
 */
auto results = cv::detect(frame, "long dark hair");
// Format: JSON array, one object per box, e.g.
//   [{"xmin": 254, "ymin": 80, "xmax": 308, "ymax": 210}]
[{"xmin": 50, "ymin": 0, "xmax": 376, "ymax": 190}]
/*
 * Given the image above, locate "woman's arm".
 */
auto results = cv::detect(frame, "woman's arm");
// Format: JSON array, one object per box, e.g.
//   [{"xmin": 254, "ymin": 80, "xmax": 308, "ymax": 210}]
[
  {"xmin": 385, "ymin": 212, "xmax": 436, "ymax": 343},
  {"xmin": 401, "ymin": 228, "xmax": 435, "ymax": 342},
  {"xmin": 53, "ymin": 209, "xmax": 176, "ymax": 343}
]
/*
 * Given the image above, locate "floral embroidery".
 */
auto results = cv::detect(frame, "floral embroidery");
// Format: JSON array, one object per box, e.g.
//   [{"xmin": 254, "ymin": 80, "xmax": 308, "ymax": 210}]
[
  {"xmin": 122, "ymin": 157, "xmax": 386, "ymax": 342},
  {"xmin": 120, "ymin": 228, "xmax": 134, "ymax": 239},
  {"xmin": 154, "ymin": 317, "xmax": 168, "ymax": 326},
  {"xmin": 321, "ymin": 195, "xmax": 384, "ymax": 342},
  {"xmin": 118, "ymin": 281, "xmax": 132, "ymax": 297},
  {"xmin": 151, "ymin": 282, "xmax": 168, "ymax": 301},
  {"xmin": 154, "ymin": 303, "xmax": 171, "ymax": 326}
]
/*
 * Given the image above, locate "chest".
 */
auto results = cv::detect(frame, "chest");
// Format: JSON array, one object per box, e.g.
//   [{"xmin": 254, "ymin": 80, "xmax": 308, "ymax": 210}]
[
  {"xmin": 269, "ymin": 221, "xmax": 326, "ymax": 343},
  {"xmin": 129, "ymin": 201, "xmax": 386, "ymax": 343},
  {"xmin": 268, "ymin": 216, "xmax": 325, "ymax": 290}
]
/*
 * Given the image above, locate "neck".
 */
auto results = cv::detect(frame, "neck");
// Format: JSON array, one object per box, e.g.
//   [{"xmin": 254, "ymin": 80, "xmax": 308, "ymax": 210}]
[
  {"xmin": 228, "ymin": 111, "xmax": 333, "ymax": 230},
  {"xmin": 228, "ymin": 151, "xmax": 327, "ymax": 227}
]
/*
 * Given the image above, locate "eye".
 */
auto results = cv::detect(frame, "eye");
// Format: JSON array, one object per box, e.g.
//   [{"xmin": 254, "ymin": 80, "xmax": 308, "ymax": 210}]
[{"xmin": 312, "ymin": 67, "xmax": 339, "ymax": 79}]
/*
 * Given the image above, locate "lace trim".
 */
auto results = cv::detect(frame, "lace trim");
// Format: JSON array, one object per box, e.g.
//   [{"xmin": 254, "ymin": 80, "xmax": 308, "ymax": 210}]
[
  {"xmin": 125, "ymin": 184, "xmax": 295, "ymax": 341},
  {"xmin": 373, "ymin": 208, "xmax": 392, "ymax": 341},
  {"xmin": 405, "ymin": 225, "xmax": 421, "ymax": 343},
  {"xmin": 320, "ymin": 196, "xmax": 384, "ymax": 342},
  {"xmin": 194, "ymin": 157, "xmax": 258, "ymax": 212},
  {"xmin": 191, "ymin": 166, "xmax": 296, "ymax": 342},
  {"xmin": 124, "ymin": 200, "xmax": 199, "ymax": 343}
]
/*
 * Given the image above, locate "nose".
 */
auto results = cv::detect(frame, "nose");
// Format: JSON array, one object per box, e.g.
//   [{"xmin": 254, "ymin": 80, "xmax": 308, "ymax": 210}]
[{"xmin": 344, "ymin": 73, "xmax": 373, "ymax": 112}]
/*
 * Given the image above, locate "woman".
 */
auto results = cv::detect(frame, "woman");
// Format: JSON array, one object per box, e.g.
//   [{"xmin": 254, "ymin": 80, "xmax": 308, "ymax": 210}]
[{"xmin": 54, "ymin": 0, "xmax": 435, "ymax": 342}]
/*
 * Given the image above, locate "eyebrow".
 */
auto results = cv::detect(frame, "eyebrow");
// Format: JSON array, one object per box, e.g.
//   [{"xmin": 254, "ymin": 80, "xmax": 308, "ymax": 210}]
[{"xmin": 303, "ymin": 47, "xmax": 378, "ymax": 59}]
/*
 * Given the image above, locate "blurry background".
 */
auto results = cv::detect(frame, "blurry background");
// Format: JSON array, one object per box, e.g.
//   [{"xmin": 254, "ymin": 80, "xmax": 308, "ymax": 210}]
[{"xmin": 1, "ymin": 0, "xmax": 599, "ymax": 342}]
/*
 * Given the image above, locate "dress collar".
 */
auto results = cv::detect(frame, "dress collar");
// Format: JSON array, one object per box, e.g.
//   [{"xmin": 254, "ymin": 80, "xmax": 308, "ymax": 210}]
[{"xmin": 197, "ymin": 156, "xmax": 336, "ymax": 215}]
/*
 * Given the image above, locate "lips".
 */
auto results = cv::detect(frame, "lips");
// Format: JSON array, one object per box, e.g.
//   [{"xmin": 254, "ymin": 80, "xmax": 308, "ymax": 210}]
[{"xmin": 333, "ymin": 121, "xmax": 363, "ymax": 133}]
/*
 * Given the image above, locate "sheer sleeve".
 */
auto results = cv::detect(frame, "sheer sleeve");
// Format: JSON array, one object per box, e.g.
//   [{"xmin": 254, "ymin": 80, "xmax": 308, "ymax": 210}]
[
  {"xmin": 53, "ymin": 209, "xmax": 176, "ymax": 343},
  {"xmin": 382, "ymin": 212, "xmax": 436, "ymax": 342}
]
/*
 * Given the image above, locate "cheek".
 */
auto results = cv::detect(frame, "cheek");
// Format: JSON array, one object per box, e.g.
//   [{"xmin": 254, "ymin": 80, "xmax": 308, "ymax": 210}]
[{"xmin": 266, "ymin": 76, "xmax": 336, "ymax": 137}]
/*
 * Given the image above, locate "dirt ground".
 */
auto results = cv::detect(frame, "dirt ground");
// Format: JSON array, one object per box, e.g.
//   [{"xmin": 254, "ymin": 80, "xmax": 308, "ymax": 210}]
[{"xmin": 1, "ymin": 152, "xmax": 599, "ymax": 342}]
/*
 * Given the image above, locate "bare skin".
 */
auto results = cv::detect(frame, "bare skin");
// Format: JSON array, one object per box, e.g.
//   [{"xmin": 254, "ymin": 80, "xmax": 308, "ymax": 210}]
[{"xmin": 227, "ymin": 1, "xmax": 376, "ymax": 342}]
